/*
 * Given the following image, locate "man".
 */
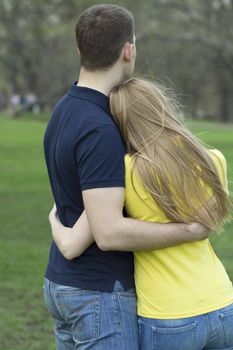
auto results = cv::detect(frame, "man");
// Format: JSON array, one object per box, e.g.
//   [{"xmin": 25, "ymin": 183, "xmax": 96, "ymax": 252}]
[{"xmin": 43, "ymin": 4, "xmax": 209, "ymax": 349}]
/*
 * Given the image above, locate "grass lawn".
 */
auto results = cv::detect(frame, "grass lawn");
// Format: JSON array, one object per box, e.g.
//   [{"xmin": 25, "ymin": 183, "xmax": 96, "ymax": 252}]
[
  {"xmin": 0, "ymin": 116, "xmax": 232, "ymax": 349},
  {"xmin": 0, "ymin": 116, "xmax": 54, "ymax": 350}
]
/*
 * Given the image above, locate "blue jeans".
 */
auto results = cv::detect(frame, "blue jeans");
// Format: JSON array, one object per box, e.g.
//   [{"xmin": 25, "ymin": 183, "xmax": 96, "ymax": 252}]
[
  {"xmin": 43, "ymin": 278, "xmax": 139, "ymax": 349},
  {"xmin": 138, "ymin": 303, "xmax": 233, "ymax": 350}
]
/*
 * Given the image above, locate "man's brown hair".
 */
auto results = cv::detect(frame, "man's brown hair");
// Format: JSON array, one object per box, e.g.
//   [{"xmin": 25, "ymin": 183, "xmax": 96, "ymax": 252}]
[{"xmin": 76, "ymin": 4, "xmax": 134, "ymax": 70}]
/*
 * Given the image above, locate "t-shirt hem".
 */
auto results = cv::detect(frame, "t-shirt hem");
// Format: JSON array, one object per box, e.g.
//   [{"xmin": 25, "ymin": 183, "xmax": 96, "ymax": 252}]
[
  {"xmin": 81, "ymin": 180, "xmax": 125, "ymax": 190},
  {"xmin": 45, "ymin": 270, "xmax": 134, "ymax": 293},
  {"xmin": 137, "ymin": 298, "xmax": 233, "ymax": 319}
]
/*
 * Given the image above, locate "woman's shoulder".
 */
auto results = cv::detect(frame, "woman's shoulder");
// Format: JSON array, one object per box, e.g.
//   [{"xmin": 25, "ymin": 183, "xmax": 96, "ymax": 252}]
[
  {"xmin": 208, "ymin": 148, "xmax": 227, "ymax": 169},
  {"xmin": 208, "ymin": 148, "xmax": 225, "ymax": 160},
  {"xmin": 207, "ymin": 149, "xmax": 228, "ymax": 193}
]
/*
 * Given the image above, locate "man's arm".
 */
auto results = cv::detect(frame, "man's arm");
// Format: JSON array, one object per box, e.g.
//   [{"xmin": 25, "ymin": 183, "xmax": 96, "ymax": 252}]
[
  {"xmin": 82, "ymin": 187, "xmax": 210, "ymax": 251},
  {"xmin": 48, "ymin": 188, "xmax": 212, "ymax": 260}
]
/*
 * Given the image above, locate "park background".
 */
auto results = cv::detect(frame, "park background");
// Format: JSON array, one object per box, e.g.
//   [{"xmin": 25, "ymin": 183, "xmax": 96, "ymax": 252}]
[{"xmin": 0, "ymin": 0, "xmax": 232, "ymax": 349}]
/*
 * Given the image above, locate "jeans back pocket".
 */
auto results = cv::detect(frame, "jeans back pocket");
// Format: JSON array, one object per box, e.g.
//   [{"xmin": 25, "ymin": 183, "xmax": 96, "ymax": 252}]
[
  {"xmin": 57, "ymin": 289, "xmax": 101, "ymax": 343},
  {"xmin": 152, "ymin": 322, "xmax": 197, "ymax": 350}
]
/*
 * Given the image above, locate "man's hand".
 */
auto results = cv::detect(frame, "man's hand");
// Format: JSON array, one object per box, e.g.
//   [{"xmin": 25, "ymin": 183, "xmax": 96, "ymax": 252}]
[
  {"xmin": 188, "ymin": 195, "xmax": 217, "ymax": 240},
  {"xmin": 186, "ymin": 222, "xmax": 212, "ymax": 241}
]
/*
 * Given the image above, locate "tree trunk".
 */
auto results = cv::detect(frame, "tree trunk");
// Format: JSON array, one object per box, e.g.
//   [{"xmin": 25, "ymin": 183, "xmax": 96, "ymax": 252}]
[{"xmin": 218, "ymin": 88, "xmax": 232, "ymax": 123}]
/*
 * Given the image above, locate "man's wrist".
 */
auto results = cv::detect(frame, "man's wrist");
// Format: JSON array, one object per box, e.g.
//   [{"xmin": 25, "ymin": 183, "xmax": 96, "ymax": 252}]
[{"xmin": 186, "ymin": 222, "xmax": 211, "ymax": 241}]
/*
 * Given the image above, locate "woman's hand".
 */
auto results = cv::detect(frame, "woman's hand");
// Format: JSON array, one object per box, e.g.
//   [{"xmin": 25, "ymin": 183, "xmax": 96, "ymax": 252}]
[
  {"xmin": 48, "ymin": 203, "xmax": 94, "ymax": 260},
  {"xmin": 48, "ymin": 203, "xmax": 59, "ymax": 225}
]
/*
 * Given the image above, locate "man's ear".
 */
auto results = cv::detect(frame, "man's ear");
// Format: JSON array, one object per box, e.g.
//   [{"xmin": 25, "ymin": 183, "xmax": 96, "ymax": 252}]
[{"xmin": 122, "ymin": 42, "xmax": 134, "ymax": 62}]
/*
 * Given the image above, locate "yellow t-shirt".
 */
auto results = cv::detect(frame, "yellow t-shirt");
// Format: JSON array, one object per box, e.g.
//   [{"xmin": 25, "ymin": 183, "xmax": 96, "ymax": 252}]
[{"xmin": 124, "ymin": 149, "xmax": 233, "ymax": 319}]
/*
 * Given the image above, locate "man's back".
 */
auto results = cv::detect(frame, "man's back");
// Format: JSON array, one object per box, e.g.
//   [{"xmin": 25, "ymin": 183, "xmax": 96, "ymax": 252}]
[{"xmin": 44, "ymin": 83, "xmax": 134, "ymax": 292}]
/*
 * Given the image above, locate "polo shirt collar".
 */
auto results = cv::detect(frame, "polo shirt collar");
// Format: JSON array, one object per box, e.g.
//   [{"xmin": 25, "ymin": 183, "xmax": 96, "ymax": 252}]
[{"xmin": 68, "ymin": 82, "xmax": 110, "ymax": 114}]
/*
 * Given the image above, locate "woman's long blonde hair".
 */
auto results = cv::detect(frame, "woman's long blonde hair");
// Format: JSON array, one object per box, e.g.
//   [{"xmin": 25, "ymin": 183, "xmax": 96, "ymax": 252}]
[{"xmin": 110, "ymin": 78, "xmax": 231, "ymax": 232}]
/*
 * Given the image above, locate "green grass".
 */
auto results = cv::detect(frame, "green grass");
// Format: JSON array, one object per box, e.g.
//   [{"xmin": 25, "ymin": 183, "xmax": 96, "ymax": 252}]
[
  {"xmin": 0, "ymin": 116, "xmax": 232, "ymax": 349},
  {"xmin": 0, "ymin": 116, "xmax": 54, "ymax": 350}
]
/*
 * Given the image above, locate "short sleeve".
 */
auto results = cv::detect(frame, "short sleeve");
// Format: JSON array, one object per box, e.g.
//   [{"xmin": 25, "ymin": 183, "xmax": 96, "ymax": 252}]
[
  {"xmin": 209, "ymin": 149, "xmax": 229, "ymax": 195},
  {"xmin": 76, "ymin": 126, "xmax": 125, "ymax": 190}
]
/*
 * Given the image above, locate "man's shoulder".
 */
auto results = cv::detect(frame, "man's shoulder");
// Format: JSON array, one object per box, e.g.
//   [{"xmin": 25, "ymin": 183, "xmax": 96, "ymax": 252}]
[
  {"xmin": 48, "ymin": 99, "xmax": 116, "ymax": 138},
  {"xmin": 57, "ymin": 94, "xmax": 115, "ymax": 127}
]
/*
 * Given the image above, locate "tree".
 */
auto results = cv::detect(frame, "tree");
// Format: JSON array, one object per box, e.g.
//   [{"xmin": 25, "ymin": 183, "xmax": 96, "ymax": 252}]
[
  {"xmin": 0, "ymin": 0, "xmax": 81, "ymax": 108},
  {"xmin": 130, "ymin": 0, "xmax": 233, "ymax": 122},
  {"xmin": 0, "ymin": 0, "xmax": 232, "ymax": 122}
]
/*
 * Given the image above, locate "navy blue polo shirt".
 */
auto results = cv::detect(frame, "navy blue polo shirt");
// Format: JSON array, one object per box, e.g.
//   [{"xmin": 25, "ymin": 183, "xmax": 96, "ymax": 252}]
[{"xmin": 43, "ymin": 82, "xmax": 134, "ymax": 292}]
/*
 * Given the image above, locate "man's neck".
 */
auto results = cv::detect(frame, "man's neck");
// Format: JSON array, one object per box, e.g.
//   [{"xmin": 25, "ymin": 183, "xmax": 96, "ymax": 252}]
[{"xmin": 77, "ymin": 67, "xmax": 121, "ymax": 96}]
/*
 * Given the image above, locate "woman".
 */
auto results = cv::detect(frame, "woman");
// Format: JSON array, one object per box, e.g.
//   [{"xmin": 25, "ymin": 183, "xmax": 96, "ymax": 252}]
[{"xmin": 49, "ymin": 78, "xmax": 233, "ymax": 350}]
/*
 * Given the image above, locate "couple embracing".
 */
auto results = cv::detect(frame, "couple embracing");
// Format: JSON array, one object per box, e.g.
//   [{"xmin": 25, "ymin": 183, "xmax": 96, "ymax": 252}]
[{"xmin": 43, "ymin": 4, "xmax": 233, "ymax": 350}]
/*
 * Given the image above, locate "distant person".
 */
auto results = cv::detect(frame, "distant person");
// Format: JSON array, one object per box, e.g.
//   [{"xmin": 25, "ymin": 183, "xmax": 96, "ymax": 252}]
[
  {"xmin": 25, "ymin": 93, "xmax": 38, "ymax": 112},
  {"xmin": 10, "ymin": 93, "xmax": 21, "ymax": 107},
  {"xmin": 43, "ymin": 4, "xmax": 210, "ymax": 349},
  {"xmin": 20, "ymin": 95, "xmax": 27, "ymax": 106},
  {"xmin": 49, "ymin": 78, "xmax": 233, "ymax": 350}
]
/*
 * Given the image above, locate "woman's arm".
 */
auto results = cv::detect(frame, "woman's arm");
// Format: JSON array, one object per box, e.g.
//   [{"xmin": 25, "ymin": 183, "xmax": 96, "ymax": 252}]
[{"xmin": 49, "ymin": 205, "xmax": 94, "ymax": 260}]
